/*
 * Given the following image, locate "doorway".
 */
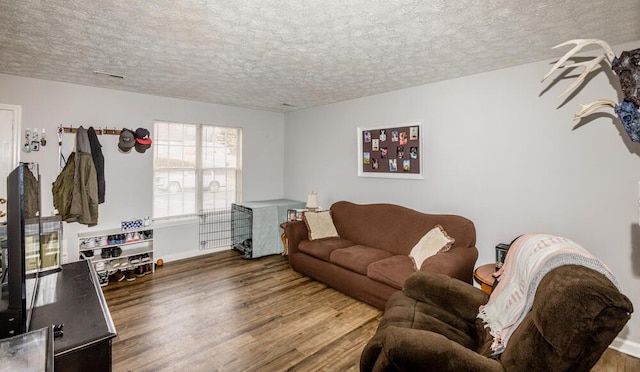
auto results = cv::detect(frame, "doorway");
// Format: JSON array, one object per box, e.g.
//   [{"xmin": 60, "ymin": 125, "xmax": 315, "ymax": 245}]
[{"xmin": 0, "ymin": 104, "xmax": 20, "ymax": 224}]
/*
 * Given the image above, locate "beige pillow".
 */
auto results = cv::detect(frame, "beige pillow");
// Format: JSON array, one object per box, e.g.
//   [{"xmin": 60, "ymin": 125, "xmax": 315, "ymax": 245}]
[
  {"xmin": 409, "ymin": 225, "xmax": 455, "ymax": 270},
  {"xmin": 303, "ymin": 211, "xmax": 339, "ymax": 240}
]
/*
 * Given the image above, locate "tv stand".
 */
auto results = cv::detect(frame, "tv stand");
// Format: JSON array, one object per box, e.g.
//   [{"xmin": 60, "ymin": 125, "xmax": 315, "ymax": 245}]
[{"xmin": 30, "ymin": 260, "xmax": 116, "ymax": 371}]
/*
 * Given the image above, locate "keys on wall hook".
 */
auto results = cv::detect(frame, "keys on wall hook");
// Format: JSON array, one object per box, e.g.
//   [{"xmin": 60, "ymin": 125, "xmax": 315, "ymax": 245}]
[
  {"xmin": 22, "ymin": 128, "xmax": 31, "ymax": 153},
  {"xmin": 22, "ymin": 128, "xmax": 48, "ymax": 153},
  {"xmin": 30, "ymin": 129, "xmax": 40, "ymax": 151}
]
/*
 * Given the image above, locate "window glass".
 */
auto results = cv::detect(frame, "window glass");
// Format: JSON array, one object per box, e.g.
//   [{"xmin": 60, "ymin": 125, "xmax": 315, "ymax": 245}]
[{"xmin": 153, "ymin": 121, "xmax": 241, "ymax": 219}]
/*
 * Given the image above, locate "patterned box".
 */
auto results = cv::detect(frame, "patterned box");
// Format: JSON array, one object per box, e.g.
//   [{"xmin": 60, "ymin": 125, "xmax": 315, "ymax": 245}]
[{"xmin": 121, "ymin": 219, "xmax": 143, "ymax": 230}]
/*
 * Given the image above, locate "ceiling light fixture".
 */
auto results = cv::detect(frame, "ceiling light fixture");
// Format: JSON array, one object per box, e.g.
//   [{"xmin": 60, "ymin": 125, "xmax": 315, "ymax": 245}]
[
  {"xmin": 94, "ymin": 70, "xmax": 125, "ymax": 79},
  {"xmin": 281, "ymin": 103, "xmax": 296, "ymax": 108}
]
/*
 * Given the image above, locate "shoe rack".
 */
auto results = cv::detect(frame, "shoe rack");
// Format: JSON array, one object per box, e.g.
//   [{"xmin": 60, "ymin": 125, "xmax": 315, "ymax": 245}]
[{"xmin": 77, "ymin": 225, "xmax": 154, "ymax": 287}]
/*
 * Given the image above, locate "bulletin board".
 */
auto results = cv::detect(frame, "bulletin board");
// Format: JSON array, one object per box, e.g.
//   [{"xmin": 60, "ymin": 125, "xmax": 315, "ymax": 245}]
[{"xmin": 357, "ymin": 122, "xmax": 423, "ymax": 179}]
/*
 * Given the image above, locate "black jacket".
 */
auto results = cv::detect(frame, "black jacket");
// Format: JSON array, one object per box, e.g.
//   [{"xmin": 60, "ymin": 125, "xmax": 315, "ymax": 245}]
[{"xmin": 87, "ymin": 127, "xmax": 105, "ymax": 204}]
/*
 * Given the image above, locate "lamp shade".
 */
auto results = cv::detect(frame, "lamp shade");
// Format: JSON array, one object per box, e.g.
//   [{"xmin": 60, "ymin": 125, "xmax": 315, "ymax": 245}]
[{"xmin": 306, "ymin": 191, "xmax": 319, "ymax": 210}]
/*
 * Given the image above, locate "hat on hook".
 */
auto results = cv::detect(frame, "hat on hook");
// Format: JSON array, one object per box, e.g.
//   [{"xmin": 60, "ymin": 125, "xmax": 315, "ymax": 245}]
[
  {"xmin": 134, "ymin": 127, "xmax": 152, "ymax": 145},
  {"xmin": 134, "ymin": 127, "xmax": 152, "ymax": 153},
  {"xmin": 118, "ymin": 128, "xmax": 135, "ymax": 153},
  {"xmin": 135, "ymin": 141, "xmax": 151, "ymax": 153}
]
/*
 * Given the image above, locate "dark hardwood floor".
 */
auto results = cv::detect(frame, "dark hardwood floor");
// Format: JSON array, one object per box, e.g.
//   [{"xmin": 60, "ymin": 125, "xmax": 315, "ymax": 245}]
[{"xmin": 103, "ymin": 250, "xmax": 639, "ymax": 371}]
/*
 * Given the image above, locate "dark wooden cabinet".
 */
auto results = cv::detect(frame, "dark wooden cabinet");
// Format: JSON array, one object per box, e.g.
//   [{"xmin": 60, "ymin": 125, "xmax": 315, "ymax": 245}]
[{"xmin": 30, "ymin": 260, "xmax": 116, "ymax": 371}]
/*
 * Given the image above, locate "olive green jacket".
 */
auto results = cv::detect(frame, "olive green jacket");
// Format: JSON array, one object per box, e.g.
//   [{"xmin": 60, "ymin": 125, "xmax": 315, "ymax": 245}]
[{"xmin": 52, "ymin": 152, "xmax": 99, "ymax": 226}]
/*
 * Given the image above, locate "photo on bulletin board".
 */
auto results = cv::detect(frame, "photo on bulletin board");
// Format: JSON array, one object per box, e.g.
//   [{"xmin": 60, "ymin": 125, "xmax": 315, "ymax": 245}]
[{"xmin": 357, "ymin": 122, "xmax": 423, "ymax": 179}]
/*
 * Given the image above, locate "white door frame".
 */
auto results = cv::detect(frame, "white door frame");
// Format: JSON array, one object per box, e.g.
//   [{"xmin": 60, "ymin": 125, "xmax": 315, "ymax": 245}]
[
  {"xmin": 0, "ymin": 104, "xmax": 20, "ymax": 223},
  {"xmin": 0, "ymin": 104, "xmax": 21, "ymax": 167}
]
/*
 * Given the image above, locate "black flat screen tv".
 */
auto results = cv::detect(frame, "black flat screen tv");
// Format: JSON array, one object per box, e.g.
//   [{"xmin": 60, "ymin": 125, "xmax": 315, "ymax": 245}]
[{"xmin": 0, "ymin": 162, "xmax": 41, "ymax": 339}]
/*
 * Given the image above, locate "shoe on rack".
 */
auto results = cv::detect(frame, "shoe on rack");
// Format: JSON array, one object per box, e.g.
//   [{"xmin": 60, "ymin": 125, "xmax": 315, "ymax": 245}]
[
  {"xmin": 95, "ymin": 261, "xmax": 106, "ymax": 272},
  {"xmin": 111, "ymin": 246, "xmax": 122, "ymax": 257},
  {"xmin": 97, "ymin": 271, "xmax": 109, "ymax": 286},
  {"xmin": 129, "ymin": 256, "xmax": 141, "ymax": 265},
  {"xmin": 125, "ymin": 232, "xmax": 137, "ymax": 243},
  {"xmin": 101, "ymin": 248, "xmax": 111, "ymax": 259},
  {"xmin": 80, "ymin": 238, "xmax": 96, "ymax": 249},
  {"xmin": 118, "ymin": 234, "xmax": 126, "ymax": 244},
  {"xmin": 135, "ymin": 266, "xmax": 145, "ymax": 277},
  {"xmin": 96, "ymin": 236, "xmax": 108, "ymax": 246},
  {"xmin": 140, "ymin": 253, "xmax": 151, "ymax": 262},
  {"xmin": 124, "ymin": 269, "xmax": 136, "ymax": 282},
  {"xmin": 111, "ymin": 270, "xmax": 125, "ymax": 282},
  {"xmin": 144, "ymin": 263, "xmax": 152, "ymax": 275}
]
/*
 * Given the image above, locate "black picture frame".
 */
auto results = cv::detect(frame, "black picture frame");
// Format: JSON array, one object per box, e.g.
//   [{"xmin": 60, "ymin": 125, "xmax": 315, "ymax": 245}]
[
  {"xmin": 495, "ymin": 243, "xmax": 510, "ymax": 269},
  {"xmin": 357, "ymin": 122, "xmax": 423, "ymax": 179}
]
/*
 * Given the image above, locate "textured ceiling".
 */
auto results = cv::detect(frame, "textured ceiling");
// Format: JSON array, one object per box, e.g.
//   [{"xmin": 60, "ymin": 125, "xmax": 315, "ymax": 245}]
[{"xmin": 1, "ymin": 1, "xmax": 639, "ymax": 112}]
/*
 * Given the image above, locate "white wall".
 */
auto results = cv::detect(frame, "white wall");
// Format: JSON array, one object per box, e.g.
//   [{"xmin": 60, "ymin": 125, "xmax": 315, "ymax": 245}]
[
  {"xmin": 0, "ymin": 73, "xmax": 285, "ymax": 261},
  {"xmin": 284, "ymin": 40, "xmax": 640, "ymax": 352}
]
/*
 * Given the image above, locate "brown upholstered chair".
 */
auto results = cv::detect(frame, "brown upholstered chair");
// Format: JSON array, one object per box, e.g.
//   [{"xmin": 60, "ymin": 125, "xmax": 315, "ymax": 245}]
[{"xmin": 361, "ymin": 265, "xmax": 633, "ymax": 372}]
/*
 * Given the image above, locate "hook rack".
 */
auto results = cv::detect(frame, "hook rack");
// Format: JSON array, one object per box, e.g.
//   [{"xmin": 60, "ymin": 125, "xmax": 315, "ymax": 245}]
[{"xmin": 59, "ymin": 125, "xmax": 121, "ymax": 136}]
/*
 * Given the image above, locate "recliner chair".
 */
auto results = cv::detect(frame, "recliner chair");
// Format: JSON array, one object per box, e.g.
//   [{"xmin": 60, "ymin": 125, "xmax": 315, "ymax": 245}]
[{"xmin": 361, "ymin": 265, "xmax": 633, "ymax": 372}]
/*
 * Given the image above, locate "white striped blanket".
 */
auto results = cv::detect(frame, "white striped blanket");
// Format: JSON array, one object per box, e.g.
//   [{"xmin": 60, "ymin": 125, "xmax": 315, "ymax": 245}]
[{"xmin": 477, "ymin": 233, "xmax": 617, "ymax": 355}]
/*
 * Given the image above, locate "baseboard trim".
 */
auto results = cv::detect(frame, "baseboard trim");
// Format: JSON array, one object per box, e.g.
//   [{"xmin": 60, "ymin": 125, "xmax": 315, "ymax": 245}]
[
  {"xmin": 161, "ymin": 247, "xmax": 230, "ymax": 263},
  {"xmin": 610, "ymin": 337, "xmax": 640, "ymax": 359}
]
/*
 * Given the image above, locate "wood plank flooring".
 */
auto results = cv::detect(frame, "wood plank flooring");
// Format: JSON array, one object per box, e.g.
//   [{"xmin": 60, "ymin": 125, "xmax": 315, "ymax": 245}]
[
  {"xmin": 103, "ymin": 250, "xmax": 639, "ymax": 371},
  {"xmin": 102, "ymin": 250, "xmax": 381, "ymax": 371}
]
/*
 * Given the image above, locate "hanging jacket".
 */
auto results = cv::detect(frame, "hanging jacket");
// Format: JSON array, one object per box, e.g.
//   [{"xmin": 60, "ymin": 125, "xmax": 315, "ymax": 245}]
[
  {"xmin": 87, "ymin": 127, "xmax": 105, "ymax": 204},
  {"xmin": 23, "ymin": 164, "xmax": 39, "ymax": 219},
  {"xmin": 76, "ymin": 126, "xmax": 91, "ymax": 153},
  {"xmin": 52, "ymin": 152, "xmax": 76, "ymax": 220},
  {"xmin": 69, "ymin": 151, "xmax": 99, "ymax": 226},
  {"xmin": 52, "ymin": 153, "xmax": 99, "ymax": 226}
]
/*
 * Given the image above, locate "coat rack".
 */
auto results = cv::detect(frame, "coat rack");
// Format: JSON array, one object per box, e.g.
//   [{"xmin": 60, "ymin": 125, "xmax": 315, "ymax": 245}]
[
  {"xmin": 57, "ymin": 125, "xmax": 123, "ymax": 173},
  {"xmin": 59, "ymin": 125, "xmax": 121, "ymax": 136}
]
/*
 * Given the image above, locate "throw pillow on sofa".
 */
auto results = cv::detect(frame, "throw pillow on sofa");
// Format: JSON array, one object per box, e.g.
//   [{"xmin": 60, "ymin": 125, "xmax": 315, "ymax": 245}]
[
  {"xmin": 409, "ymin": 225, "xmax": 455, "ymax": 269},
  {"xmin": 303, "ymin": 211, "xmax": 339, "ymax": 240}
]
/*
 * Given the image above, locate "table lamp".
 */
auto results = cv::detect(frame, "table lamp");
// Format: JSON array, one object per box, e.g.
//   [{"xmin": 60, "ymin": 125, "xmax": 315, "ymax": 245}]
[{"xmin": 306, "ymin": 191, "xmax": 319, "ymax": 212}]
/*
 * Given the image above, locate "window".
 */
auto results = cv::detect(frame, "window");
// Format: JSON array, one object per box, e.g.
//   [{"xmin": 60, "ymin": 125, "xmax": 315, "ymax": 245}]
[{"xmin": 153, "ymin": 121, "xmax": 241, "ymax": 219}]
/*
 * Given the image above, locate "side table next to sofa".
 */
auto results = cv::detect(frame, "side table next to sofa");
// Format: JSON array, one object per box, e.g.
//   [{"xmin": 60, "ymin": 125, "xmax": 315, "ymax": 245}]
[{"xmin": 473, "ymin": 263, "xmax": 496, "ymax": 294}]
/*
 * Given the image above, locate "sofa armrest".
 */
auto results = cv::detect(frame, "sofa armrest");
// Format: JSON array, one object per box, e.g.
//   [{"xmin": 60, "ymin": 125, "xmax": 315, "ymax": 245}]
[
  {"xmin": 420, "ymin": 245, "xmax": 478, "ymax": 284},
  {"xmin": 361, "ymin": 326, "xmax": 503, "ymax": 372},
  {"xmin": 403, "ymin": 271, "xmax": 488, "ymax": 323},
  {"xmin": 282, "ymin": 220, "xmax": 308, "ymax": 255}
]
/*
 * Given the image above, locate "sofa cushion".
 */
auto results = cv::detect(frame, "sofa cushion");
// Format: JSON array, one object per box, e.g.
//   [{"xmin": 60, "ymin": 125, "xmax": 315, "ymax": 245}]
[
  {"xmin": 409, "ymin": 225, "xmax": 455, "ymax": 270},
  {"xmin": 298, "ymin": 237, "xmax": 354, "ymax": 261},
  {"xmin": 303, "ymin": 210, "xmax": 339, "ymax": 240},
  {"xmin": 367, "ymin": 255, "xmax": 415, "ymax": 289},
  {"xmin": 330, "ymin": 245, "xmax": 393, "ymax": 275}
]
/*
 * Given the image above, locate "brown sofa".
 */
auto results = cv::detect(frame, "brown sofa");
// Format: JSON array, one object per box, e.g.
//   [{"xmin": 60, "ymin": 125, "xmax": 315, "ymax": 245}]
[{"xmin": 282, "ymin": 201, "xmax": 478, "ymax": 310}]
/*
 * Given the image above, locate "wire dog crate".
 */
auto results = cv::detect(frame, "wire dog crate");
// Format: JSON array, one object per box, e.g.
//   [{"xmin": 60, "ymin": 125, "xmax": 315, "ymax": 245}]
[
  {"xmin": 231, "ymin": 204, "xmax": 253, "ymax": 258},
  {"xmin": 199, "ymin": 208, "xmax": 233, "ymax": 250},
  {"xmin": 230, "ymin": 199, "xmax": 306, "ymax": 259}
]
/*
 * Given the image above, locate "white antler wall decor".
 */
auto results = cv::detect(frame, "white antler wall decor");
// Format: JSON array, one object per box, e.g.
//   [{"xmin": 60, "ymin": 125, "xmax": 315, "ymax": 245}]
[{"xmin": 542, "ymin": 39, "xmax": 640, "ymax": 142}]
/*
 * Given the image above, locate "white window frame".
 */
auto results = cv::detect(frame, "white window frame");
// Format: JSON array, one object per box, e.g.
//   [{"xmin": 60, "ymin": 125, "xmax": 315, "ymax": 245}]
[{"xmin": 153, "ymin": 120, "xmax": 242, "ymax": 220}]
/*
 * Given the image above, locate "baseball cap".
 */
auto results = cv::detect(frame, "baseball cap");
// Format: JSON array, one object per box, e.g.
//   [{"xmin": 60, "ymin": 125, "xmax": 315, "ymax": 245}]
[
  {"xmin": 135, "ymin": 127, "xmax": 152, "ymax": 145},
  {"xmin": 118, "ymin": 128, "xmax": 135, "ymax": 153},
  {"xmin": 135, "ymin": 141, "xmax": 151, "ymax": 153}
]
